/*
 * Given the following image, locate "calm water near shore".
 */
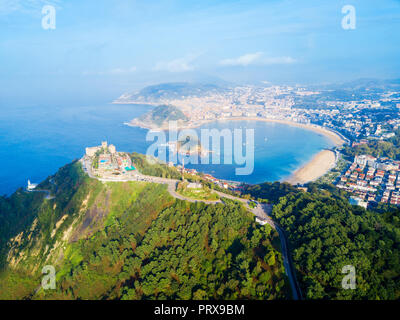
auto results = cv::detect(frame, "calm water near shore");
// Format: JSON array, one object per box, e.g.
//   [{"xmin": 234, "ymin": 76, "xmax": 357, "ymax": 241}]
[{"xmin": 0, "ymin": 102, "xmax": 334, "ymax": 196}]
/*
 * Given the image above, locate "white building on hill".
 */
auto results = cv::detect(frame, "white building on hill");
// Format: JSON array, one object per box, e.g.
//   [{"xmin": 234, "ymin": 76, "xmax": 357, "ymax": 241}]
[{"xmin": 27, "ymin": 180, "xmax": 38, "ymax": 191}]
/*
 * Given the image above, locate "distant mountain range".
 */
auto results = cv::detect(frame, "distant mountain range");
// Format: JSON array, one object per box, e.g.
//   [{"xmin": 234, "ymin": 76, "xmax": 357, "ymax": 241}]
[
  {"xmin": 311, "ymin": 78, "xmax": 400, "ymax": 92},
  {"xmin": 294, "ymin": 78, "xmax": 400, "ymax": 107},
  {"xmin": 114, "ymin": 78, "xmax": 400, "ymax": 106}
]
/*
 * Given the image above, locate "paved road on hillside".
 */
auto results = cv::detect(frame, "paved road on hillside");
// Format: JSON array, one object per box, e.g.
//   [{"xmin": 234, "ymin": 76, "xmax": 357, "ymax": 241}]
[
  {"xmin": 26, "ymin": 189, "xmax": 54, "ymax": 200},
  {"xmin": 81, "ymin": 158, "xmax": 302, "ymax": 299}
]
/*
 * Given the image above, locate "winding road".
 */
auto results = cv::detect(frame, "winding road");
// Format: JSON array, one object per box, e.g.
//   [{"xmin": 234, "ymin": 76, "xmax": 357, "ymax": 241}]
[
  {"xmin": 26, "ymin": 189, "xmax": 54, "ymax": 200},
  {"xmin": 81, "ymin": 158, "xmax": 302, "ymax": 299}
]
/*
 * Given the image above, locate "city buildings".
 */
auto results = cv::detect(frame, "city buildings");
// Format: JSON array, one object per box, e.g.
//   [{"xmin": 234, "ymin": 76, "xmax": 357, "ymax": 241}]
[{"xmin": 336, "ymin": 155, "xmax": 400, "ymax": 208}]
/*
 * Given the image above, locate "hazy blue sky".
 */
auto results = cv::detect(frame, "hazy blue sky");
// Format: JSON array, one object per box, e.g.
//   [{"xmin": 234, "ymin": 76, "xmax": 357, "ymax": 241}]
[{"xmin": 1, "ymin": 0, "xmax": 400, "ymax": 104}]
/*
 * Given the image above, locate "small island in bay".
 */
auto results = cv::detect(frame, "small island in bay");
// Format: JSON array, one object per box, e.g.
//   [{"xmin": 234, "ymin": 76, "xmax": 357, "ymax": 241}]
[{"xmin": 174, "ymin": 134, "xmax": 211, "ymax": 157}]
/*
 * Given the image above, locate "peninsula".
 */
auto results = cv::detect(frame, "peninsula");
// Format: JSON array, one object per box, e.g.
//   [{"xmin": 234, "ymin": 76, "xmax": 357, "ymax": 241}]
[{"xmin": 128, "ymin": 104, "xmax": 189, "ymax": 130}]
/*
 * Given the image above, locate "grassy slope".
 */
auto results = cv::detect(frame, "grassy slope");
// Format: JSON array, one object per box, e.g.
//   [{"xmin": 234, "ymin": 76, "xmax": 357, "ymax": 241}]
[
  {"xmin": 176, "ymin": 182, "xmax": 220, "ymax": 201},
  {"xmin": 130, "ymin": 152, "xmax": 182, "ymax": 179}
]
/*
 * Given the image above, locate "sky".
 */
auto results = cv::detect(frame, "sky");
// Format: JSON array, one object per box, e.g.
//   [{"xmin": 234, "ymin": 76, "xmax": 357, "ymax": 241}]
[{"xmin": 1, "ymin": 0, "xmax": 400, "ymax": 105}]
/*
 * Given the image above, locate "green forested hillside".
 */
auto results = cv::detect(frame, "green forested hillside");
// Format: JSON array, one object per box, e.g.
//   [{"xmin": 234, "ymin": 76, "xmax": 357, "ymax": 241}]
[
  {"xmin": 246, "ymin": 183, "xmax": 400, "ymax": 299},
  {"xmin": 343, "ymin": 129, "xmax": 400, "ymax": 160},
  {"xmin": 244, "ymin": 182, "xmax": 300, "ymax": 203},
  {"xmin": 138, "ymin": 104, "xmax": 188, "ymax": 126},
  {"xmin": 0, "ymin": 161, "xmax": 87, "ymax": 269},
  {"xmin": 0, "ymin": 161, "xmax": 289, "ymax": 300},
  {"xmin": 3, "ymin": 157, "xmax": 399, "ymax": 300},
  {"xmin": 130, "ymin": 152, "xmax": 182, "ymax": 179}
]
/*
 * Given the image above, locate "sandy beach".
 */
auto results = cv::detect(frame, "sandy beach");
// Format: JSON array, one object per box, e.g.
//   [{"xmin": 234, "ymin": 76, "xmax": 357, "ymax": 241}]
[{"xmin": 284, "ymin": 149, "xmax": 337, "ymax": 185}]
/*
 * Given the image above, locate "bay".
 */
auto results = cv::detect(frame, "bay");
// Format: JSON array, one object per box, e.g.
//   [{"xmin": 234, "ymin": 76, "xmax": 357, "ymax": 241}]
[{"xmin": 0, "ymin": 102, "xmax": 333, "ymax": 195}]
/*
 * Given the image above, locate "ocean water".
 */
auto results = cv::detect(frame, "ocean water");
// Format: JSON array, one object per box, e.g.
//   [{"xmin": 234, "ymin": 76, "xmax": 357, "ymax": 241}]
[
  {"xmin": 185, "ymin": 120, "xmax": 334, "ymax": 184},
  {"xmin": 0, "ymin": 102, "xmax": 334, "ymax": 196}
]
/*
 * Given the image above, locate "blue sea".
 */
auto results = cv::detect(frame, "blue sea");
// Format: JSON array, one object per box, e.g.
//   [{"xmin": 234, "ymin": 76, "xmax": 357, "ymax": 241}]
[{"xmin": 0, "ymin": 102, "xmax": 334, "ymax": 196}]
